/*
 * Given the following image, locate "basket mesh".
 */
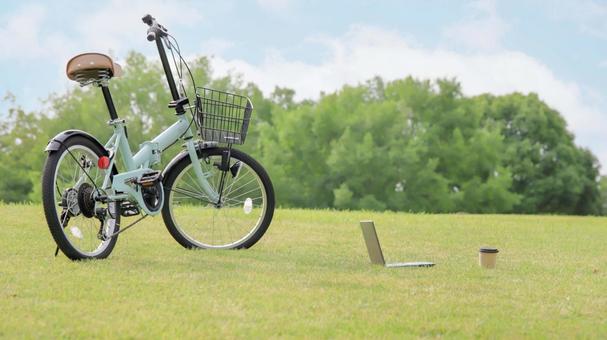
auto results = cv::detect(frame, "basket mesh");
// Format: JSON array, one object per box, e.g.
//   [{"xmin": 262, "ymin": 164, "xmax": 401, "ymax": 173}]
[{"xmin": 195, "ymin": 88, "xmax": 253, "ymax": 145}]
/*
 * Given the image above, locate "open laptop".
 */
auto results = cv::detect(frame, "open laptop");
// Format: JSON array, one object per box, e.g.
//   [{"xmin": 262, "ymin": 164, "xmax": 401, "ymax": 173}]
[{"xmin": 359, "ymin": 220, "xmax": 435, "ymax": 268}]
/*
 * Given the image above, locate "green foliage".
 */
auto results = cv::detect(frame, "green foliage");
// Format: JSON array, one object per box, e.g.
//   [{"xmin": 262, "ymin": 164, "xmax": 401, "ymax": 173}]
[
  {"xmin": 600, "ymin": 176, "xmax": 607, "ymax": 213},
  {"xmin": 0, "ymin": 95, "xmax": 44, "ymax": 202},
  {"xmin": 0, "ymin": 54, "xmax": 603, "ymax": 214},
  {"xmin": 333, "ymin": 183, "xmax": 353, "ymax": 209},
  {"xmin": 481, "ymin": 93, "xmax": 603, "ymax": 214}
]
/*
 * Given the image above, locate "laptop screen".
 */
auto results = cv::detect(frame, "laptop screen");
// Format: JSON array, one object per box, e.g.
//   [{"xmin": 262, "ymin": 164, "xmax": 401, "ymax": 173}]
[{"xmin": 360, "ymin": 221, "xmax": 385, "ymax": 265}]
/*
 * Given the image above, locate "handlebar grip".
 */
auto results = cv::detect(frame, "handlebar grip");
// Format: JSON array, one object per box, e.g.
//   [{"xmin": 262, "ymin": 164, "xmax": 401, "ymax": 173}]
[
  {"xmin": 147, "ymin": 31, "xmax": 156, "ymax": 41},
  {"xmin": 142, "ymin": 14, "xmax": 154, "ymax": 26}
]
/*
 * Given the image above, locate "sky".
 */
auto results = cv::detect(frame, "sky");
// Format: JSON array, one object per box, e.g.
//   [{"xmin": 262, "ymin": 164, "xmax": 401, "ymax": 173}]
[{"xmin": 0, "ymin": 0, "xmax": 606, "ymax": 173}]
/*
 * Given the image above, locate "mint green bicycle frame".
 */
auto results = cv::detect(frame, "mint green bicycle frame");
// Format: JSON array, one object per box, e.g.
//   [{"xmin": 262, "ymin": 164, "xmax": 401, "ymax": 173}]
[
  {"xmin": 97, "ymin": 29, "xmax": 222, "ymax": 216},
  {"xmin": 101, "ymin": 114, "xmax": 219, "ymax": 215}
]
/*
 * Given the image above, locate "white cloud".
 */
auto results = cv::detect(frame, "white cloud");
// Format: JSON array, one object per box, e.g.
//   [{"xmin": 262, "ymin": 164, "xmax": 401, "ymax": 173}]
[
  {"xmin": 0, "ymin": 0, "xmax": 207, "ymax": 112},
  {"xmin": 442, "ymin": 0, "xmax": 507, "ymax": 50},
  {"xmin": 0, "ymin": 1, "xmax": 204, "ymax": 67},
  {"xmin": 209, "ymin": 24, "xmax": 607, "ymax": 171},
  {"xmin": 0, "ymin": 4, "xmax": 75, "ymax": 62},
  {"xmin": 74, "ymin": 0, "xmax": 204, "ymax": 57},
  {"xmin": 200, "ymin": 38, "xmax": 235, "ymax": 56}
]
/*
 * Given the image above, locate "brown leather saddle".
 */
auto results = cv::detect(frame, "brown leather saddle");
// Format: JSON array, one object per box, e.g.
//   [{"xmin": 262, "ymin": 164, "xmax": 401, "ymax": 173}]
[{"xmin": 66, "ymin": 53, "xmax": 122, "ymax": 84}]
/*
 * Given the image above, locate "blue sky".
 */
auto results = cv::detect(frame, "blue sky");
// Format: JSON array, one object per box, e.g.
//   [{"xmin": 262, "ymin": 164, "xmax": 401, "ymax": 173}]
[{"xmin": 1, "ymin": 0, "xmax": 606, "ymax": 172}]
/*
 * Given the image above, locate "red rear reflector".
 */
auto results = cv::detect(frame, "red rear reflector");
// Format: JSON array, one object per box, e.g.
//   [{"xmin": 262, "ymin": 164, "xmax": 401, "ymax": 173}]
[{"xmin": 98, "ymin": 156, "xmax": 110, "ymax": 169}]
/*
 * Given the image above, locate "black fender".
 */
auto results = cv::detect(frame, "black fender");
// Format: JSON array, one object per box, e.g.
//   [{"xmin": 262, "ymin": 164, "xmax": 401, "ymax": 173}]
[
  {"xmin": 45, "ymin": 129, "xmax": 108, "ymax": 155},
  {"xmin": 162, "ymin": 143, "xmax": 219, "ymax": 183},
  {"xmin": 45, "ymin": 130, "xmax": 118, "ymax": 184}
]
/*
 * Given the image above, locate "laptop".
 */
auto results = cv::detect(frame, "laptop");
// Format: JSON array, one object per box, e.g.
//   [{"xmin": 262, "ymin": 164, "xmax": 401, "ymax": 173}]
[{"xmin": 359, "ymin": 220, "xmax": 435, "ymax": 268}]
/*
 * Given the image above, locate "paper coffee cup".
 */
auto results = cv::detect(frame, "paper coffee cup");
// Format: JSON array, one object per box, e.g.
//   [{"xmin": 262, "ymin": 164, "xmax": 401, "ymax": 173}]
[{"xmin": 479, "ymin": 247, "xmax": 499, "ymax": 269}]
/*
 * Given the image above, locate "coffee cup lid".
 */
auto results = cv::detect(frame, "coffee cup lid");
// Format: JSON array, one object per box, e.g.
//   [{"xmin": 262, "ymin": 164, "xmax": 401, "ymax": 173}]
[{"xmin": 479, "ymin": 247, "xmax": 499, "ymax": 253}]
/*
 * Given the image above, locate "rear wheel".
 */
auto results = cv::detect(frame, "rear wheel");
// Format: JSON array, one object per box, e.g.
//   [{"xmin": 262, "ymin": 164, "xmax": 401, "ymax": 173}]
[
  {"xmin": 162, "ymin": 147, "xmax": 275, "ymax": 249},
  {"xmin": 42, "ymin": 136, "xmax": 119, "ymax": 260}
]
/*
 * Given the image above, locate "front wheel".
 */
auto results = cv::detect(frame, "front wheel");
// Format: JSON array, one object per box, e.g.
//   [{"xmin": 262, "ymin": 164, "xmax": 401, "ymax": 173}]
[{"xmin": 162, "ymin": 147, "xmax": 275, "ymax": 249}]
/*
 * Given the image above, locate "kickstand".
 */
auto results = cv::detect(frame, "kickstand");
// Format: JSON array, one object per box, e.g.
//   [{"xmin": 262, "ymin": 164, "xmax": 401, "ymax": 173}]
[{"xmin": 54, "ymin": 246, "xmax": 59, "ymax": 257}]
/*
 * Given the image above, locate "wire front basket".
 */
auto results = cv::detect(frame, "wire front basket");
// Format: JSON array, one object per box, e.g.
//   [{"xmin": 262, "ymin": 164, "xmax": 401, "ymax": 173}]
[{"xmin": 195, "ymin": 88, "xmax": 253, "ymax": 145}]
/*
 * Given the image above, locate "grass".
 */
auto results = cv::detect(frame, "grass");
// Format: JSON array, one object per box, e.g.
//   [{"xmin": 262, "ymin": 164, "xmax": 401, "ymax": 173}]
[{"xmin": 1, "ymin": 204, "xmax": 606, "ymax": 338}]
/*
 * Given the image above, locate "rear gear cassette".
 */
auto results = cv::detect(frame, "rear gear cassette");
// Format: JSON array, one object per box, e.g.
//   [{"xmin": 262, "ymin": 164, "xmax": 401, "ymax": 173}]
[{"xmin": 77, "ymin": 182, "xmax": 96, "ymax": 218}]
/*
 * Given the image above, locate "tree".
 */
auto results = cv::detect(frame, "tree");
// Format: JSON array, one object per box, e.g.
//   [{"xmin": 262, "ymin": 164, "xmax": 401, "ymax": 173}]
[
  {"xmin": 0, "ymin": 95, "xmax": 42, "ymax": 202},
  {"xmin": 600, "ymin": 176, "xmax": 607, "ymax": 213},
  {"xmin": 483, "ymin": 93, "xmax": 603, "ymax": 214},
  {"xmin": 0, "ymin": 55, "xmax": 602, "ymax": 215}
]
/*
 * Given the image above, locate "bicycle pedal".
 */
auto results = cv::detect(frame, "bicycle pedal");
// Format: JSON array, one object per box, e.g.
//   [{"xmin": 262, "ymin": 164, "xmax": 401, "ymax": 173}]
[
  {"xmin": 119, "ymin": 201, "xmax": 140, "ymax": 217},
  {"xmin": 136, "ymin": 170, "xmax": 162, "ymax": 187}
]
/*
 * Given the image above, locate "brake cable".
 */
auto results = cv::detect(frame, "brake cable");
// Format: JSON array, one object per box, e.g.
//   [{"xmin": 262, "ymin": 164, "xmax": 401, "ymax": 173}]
[{"xmin": 165, "ymin": 34, "xmax": 201, "ymax": 135}]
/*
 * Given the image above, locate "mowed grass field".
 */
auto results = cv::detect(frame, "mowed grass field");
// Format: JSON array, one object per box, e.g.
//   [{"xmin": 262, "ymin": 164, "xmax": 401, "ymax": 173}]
[{"xmin": 1, "ymin": 204, "xmax": 606, "ymax": 338}]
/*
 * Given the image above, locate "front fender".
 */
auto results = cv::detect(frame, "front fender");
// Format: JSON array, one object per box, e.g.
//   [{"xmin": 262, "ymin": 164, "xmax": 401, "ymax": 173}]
[{"xmin": 45, "ymin": 129, "xmax": 108, "ymax": 156}]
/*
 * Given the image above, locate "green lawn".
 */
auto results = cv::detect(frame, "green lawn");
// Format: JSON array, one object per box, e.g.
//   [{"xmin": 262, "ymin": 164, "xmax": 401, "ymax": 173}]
[{"xmin": 1, "ymin": 204, "xmax": 606, "ymax": 338}]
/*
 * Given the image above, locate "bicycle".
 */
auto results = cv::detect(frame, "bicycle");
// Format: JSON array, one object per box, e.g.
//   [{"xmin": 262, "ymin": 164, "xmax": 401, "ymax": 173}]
[{"xmin": 42, "ymin": 14, "xmax": 275, "ymax": 260}]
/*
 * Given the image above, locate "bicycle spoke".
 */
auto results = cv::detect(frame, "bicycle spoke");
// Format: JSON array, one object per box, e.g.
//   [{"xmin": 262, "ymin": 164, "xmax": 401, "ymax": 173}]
[
  {"xmin": 222, "ymin": 170, "xmax": 254, "ymax": 197},
  {"xmin": 172, "ymin": 187, "xmax": 214, "ymax": 204},
  {"xmin": 225, "ymin": 186, "xmax": 262, "ymax": 202},
  {"xmin": 72, "ymin": 157, "xmax": 80, "ymax": 183},
  {"xmin": 223, "ymin": 196, "xmax": 264, "ymax": 207},
  {"xmin": 57, "ymin": 173, "xmax": 70, "ymax": 185},
  {"xmin": 180, "ymin": 176, "xmax": 205, "ymax": 197},
  {"xmin": 185, "ymin": 170, "xmax": 206, "ymax": 194}
]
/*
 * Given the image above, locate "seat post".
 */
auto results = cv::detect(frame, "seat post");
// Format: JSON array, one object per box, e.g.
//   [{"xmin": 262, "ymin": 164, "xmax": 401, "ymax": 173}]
[{"xmin": 100, "ymin": 85, "xmax": 119, "ymax": 120}]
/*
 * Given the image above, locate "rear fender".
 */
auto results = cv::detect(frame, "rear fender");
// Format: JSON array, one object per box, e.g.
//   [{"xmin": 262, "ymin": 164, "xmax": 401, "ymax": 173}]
[
  {"xmin": 44, "ymin": 129, "xmax": 108, "ymax": 156},
  {"xmin": 45, "ymin": 130, "xmax": 118, "ymax": 185}
]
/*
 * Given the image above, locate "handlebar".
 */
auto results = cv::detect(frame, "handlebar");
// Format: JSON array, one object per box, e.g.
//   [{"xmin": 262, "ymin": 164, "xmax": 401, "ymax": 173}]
[
  {"xmin": 141, "ymin": 14, "xmax": 167, "ymax": 42},
  {"xmin": 141, "ymin": 14, "xmax": 180, "ymax": 101}
]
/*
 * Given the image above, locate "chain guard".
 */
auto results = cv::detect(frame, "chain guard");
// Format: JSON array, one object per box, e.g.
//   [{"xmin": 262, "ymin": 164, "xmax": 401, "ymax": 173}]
[{"xmin": 141, "ymin": 180, "xmax": 163, "ymax": 212}]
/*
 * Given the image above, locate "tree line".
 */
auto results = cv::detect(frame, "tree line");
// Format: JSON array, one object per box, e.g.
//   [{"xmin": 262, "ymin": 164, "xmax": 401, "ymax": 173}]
[{"xmin": 1, "ymin": 52, "xmax": 606, "ymax": 214}]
